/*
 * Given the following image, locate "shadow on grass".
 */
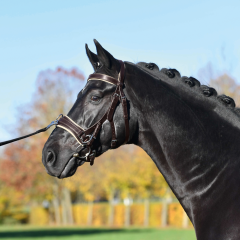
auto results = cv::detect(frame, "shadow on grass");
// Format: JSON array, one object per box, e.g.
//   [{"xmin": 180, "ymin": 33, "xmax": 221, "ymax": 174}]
[{"xmin": 0, "ymin": 228, "xmax": 152, "ymax": 238}]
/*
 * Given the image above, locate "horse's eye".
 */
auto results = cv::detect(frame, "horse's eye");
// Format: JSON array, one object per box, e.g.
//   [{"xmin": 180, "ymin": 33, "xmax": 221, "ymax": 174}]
[{"xmin": 91, "ymin": 96, "xmax": 101, "ymax": 102}]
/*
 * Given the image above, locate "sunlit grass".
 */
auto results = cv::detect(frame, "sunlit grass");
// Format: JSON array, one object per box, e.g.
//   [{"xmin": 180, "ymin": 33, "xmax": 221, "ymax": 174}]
[{"xmin": 0, "ymin": 226, "xmax": 196, "ymax": 240}]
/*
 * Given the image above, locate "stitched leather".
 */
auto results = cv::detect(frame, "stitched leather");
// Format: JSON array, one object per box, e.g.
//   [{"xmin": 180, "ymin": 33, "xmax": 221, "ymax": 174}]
[
  {"xmin": 110, "ymin": 120, "xmax": 117, "ymax": 148},
  {"xmin": 107, "ymin": 94, "xmax": 119, "ymax": 121},
  {"xmin": 57, "ymin": 117, "xmax": 84, "ymax": 144},
  {"xmin": 88, "ymin": 73, "xmax": 119, "ymax": 85},
  {"xmin": 58, "ymin": 117, "xmax": 83, "ymax": 136}
]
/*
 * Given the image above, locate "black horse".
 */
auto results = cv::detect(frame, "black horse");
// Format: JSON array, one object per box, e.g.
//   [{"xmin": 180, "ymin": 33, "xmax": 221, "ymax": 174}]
[{"xmin": 42, "ymin": 40, "xmax": 240, "ymax": 240}]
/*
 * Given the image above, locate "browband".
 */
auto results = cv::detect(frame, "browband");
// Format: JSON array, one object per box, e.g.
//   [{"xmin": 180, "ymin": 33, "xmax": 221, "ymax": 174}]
[{"xmin": 87, "ymin": 73, "xmax": 118, "ymax": 85}]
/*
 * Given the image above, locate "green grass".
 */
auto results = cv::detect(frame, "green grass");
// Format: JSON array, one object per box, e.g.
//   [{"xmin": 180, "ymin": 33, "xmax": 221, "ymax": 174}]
[{"xmin": 0, "ymin": 226, "xmax": 197, "ymax": 240}]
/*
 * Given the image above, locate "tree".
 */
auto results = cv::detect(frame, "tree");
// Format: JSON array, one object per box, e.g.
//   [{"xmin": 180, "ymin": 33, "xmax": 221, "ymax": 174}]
[{"xmin": 0, "ymin": 66, "xmax": 85, "ymax": 224}]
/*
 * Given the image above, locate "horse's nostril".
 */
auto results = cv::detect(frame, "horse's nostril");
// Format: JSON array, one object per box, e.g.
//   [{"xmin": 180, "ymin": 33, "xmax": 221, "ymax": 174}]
[{"xmin": 46, "ymin": 150, "xmax": 55, "ymax": 166}]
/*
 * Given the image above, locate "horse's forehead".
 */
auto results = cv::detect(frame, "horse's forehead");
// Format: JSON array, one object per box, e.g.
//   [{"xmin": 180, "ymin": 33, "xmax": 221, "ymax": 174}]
[
  {"xmin": 95, "ymin": 67, "xmax": 119, "ymax": 79},
  {"xmin": 87, "ymin": 80, "xmax": 105, "ymax": 89},
  {"xmin": 86, "ymin": 80, "xmax": 116, "ymax": 92},
  {"xmin": 80, "ymin": 80, "xmax": 107, "ymax": 93}
]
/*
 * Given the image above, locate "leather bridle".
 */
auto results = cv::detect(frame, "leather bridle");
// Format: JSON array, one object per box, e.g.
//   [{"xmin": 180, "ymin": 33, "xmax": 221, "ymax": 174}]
[
  {"xmin": 0, "ymin": 60, "xmax": 129, "ymax": 166},
  {"xmin": 56, "ymin": 60, "xmax": 129, "ymax": 165}
]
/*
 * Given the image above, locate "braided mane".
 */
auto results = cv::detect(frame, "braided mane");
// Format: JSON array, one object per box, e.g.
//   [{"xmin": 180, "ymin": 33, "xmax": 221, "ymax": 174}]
[{"xmin": 136, "ymin": 62, "xmax": 240, "ymax": 117}]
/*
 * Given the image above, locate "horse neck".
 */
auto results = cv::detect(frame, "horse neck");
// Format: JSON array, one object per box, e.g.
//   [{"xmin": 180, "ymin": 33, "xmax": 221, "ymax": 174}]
[{"xmin": 124, "ymin": 62, "xmax": 240, "ymax": 223}]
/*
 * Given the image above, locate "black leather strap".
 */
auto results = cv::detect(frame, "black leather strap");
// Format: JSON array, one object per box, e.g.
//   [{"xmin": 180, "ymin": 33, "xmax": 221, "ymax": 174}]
[
  {"xmin": 0, "ymin": 114, "xmax": 63, "ymax": 147},
  {"xmin": 88, "ymin": 73, "xmax": 119, "ymax": 85},
  {"xmin": 0, "ymin": 127, "xmax": 48, "ymax": 146}
]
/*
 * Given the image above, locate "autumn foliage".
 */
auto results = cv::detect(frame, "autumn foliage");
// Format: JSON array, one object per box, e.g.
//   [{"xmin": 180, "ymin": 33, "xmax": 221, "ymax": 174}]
[{"xmin": 0, "ymin": 67, "xmax": 85, "ymax": 221}]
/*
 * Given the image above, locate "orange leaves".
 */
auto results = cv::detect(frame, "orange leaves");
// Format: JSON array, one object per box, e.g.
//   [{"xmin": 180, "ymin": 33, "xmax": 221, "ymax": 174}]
[
  {"xmin": 0, "ymin": 159, "xmax": 33, "ymax": 191},
  {"xmin": 56, "ymin": 67, "xmax": 85, "ymax": 81},
  {"xmin": 0, "ymin": 141, "xmax": 46, "ymax": 192},
  {"xmin": 0, "ymin": 66, "xmax": 85, "ymax": 203},
  {"xmin": 69, "ymin": 145, "xmax": 169, "ymax": 201}
]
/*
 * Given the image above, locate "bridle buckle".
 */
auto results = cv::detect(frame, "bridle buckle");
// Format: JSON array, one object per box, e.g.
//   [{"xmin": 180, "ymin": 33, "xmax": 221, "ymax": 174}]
[
  {"xmin": 46, "ymin": 114, "xmax": 63, "ymax": 130},
  {"xmin": 80, "ymin": 134, "xmax": 93, "ymax": 145}
]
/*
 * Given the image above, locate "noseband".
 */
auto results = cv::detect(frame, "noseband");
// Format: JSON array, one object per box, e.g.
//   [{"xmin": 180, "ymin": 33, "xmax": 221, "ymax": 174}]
[{"xmin": 57, "ymin": 60, "xmax": 129, "ymax": 165}]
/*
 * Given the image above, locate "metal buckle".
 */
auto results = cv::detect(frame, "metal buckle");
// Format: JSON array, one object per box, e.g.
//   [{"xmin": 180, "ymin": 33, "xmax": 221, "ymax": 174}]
[
  {"xmin": 113, "ymin": 93, "xmax": 119, "ymax": 98},
  {"xmin": 46, "ymin": 114, "xmax": 63, "ymax": 130},
  {"xmin": 73, "ymin": 146, "xmax": 91, "ymax": 160},
  {"xmin": 80, "ymin": 134, "xmax": 93, "ymax": 145},
  {"xmin": 89, "ymin": 150, "xmax": 96, "ymax": 157}
]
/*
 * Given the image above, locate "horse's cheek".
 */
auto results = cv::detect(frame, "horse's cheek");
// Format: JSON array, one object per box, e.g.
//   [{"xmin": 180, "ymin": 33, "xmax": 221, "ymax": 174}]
[{"xmin": 100, "ymin": 121, "xmax": 112, "ymax": 147}]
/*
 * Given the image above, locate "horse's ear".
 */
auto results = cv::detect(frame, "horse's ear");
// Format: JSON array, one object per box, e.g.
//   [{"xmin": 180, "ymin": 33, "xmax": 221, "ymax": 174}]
[
  {"xmin": 85, "ymin": 44, "xmax": 99, "ymax": 71},
  {"xmin": 93, "ymin": 39, "xmax": 120, "ymax": 71}
]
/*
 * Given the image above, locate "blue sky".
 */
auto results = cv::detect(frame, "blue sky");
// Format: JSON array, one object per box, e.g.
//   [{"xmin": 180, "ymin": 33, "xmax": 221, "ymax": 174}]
[{"xmin": 0, "ymin": 0, "xmax": 240, "ymax": 141}]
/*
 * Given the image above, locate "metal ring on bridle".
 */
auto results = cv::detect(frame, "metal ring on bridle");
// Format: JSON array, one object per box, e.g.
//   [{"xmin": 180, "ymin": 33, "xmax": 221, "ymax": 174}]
[
  {"xmin": 56, "ymin": 114, "xmax": 64, "ymax": 120},
  {"xmin": 113, "ymin": 93, "xmax": 119, "ymax": 98},
  {"xmin": 80, "ymin": 134, "xmax": 93, "ymax": 145},
  {"xmin": 73, "ymin": 146, "xmax": 91, "ymax": 160},
  {"xmin": 46, "ymin": 114, "xmax": 64, "ymax": 130}
]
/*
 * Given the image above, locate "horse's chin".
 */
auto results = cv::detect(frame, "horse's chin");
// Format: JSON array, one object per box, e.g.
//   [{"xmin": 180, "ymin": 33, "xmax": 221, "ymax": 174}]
[{"xmin": 58, "ymin": 156, "xmax": 85, "ymax": 179}]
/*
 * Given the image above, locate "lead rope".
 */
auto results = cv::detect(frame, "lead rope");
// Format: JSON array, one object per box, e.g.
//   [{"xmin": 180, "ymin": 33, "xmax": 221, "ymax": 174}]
[{"xmin": 0, "ymin": 114, "xmax": 63, "ymax": 147}]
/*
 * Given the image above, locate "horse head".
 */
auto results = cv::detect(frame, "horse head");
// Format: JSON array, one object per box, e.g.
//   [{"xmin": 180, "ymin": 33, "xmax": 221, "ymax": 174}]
[{"xmin": 42, "ymin": 40, "xmax": 138, "ymax": 178}]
